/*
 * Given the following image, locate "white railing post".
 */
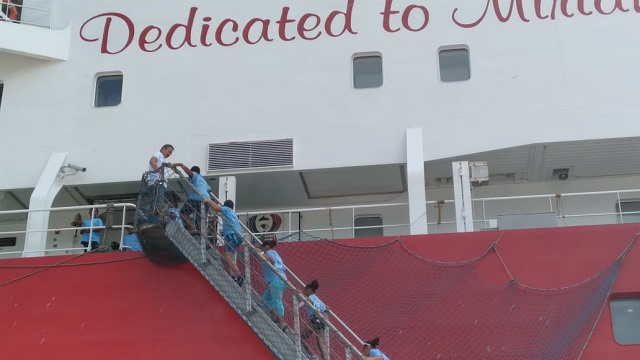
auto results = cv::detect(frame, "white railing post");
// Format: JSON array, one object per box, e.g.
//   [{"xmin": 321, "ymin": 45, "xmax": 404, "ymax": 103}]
[
  {"xmin": 293, "ymin": 294, "xmax": 302, "ymax": 360},
  {"xmin": 323, "ymin": 312, "xmax": 331, "ymax": 360},
  {"xmin": 617, "ymin": 192, "xmax": 624, "ymax": 223},
  {"xmin": 119, "ymin": 205, "xmax": 127, "ymax": 250},
  {"xmin": 200, "ymin": 202, "xmax": 207, "ymax": 263},
  {"xmin": 244, "ymin": 248, "xmax": 251, "ymax": 312}
]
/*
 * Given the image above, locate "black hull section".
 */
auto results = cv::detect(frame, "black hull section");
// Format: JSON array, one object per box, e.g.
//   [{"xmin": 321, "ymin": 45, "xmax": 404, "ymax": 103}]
[{"xmin": 137, "ymin": 223, "xmax": 187, "ymax": 267}]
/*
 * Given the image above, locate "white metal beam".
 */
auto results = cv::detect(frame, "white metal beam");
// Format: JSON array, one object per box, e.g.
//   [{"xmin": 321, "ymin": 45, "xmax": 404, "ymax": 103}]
[
  {"xmin": 452, "ymin": 161, "xmax": 474, "ymax": 232},
  {"xmin": 23, "ymin": 153, "xmax": 68, "ymax": 257},
  {"xmin": 406, "ymin": 128, "xmax": 428, "ymax": 234}
]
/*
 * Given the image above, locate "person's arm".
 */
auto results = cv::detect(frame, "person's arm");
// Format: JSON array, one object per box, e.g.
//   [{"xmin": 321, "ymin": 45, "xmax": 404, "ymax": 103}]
[
  {"xmin": 203, "ymin": 199, "xmax": 222, "ymax": 212},
  {"xmin": 149, "ymin": 155, "xmax": 160, "ymax": 173},
  {"xmin": 260, "ymin": 250, "xmax": 275, "ymax": 264},
  {"xmin": 171, "ymin": 163, "xmax": 193, "ymax": 178}
]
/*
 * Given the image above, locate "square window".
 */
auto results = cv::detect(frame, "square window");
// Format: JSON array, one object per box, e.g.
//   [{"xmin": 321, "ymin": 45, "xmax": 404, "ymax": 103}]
[
  {"xmin": 616, "ymin": 201, "xmax": 640, "ymax": 223},
  {"xmin": 439, "ymin": 48, "xmax": 470, "ymax": 82},
  {"xmin": 354, "ymin": 216, "xmax": 383, "ymax": 238},
  {"xmin": 353, "ymin": 55, "xmax": 383, "ymax": 89},
  {"xmin": 610, "ymin": 297, "xmax": 640, "ymax": 344},
  {"xmin": 95, "ymin": 74, "xmax": 123, "ymax": 107}
]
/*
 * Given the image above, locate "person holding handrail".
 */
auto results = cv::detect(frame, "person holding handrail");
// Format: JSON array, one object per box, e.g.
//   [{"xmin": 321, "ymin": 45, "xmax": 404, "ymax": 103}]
[
  {"xmin": 258, "ymin": 239, "xmax": 288, "ymax": 329},
  {"xmin": 80, "ymin": 208, "xmax": 103, "ymax": 251},
  {"xmin": 171, "ymin": 163, "xmax": 210, "ymax": 233},
  {"xmin": 122, "ymin": 222, "xmax": 142, "ymax": 252},
  {"xmin": 301, "ymin": 279, "xmax": 327, "ymax": 359},
  {"xmin": 203, "ymin": 198, "xmax": 244, "ymax": 287}
]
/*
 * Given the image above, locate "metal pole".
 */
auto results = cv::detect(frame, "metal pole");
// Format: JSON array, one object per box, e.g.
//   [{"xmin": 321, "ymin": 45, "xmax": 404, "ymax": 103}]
[
  {"xmin": 324, "ymin": 312, "xmax": 331, "ymax": 360},
  {"xmin": 200, "ymin": 202, "xmax": 207, "ymax": 263},
  {"xmin": 244, "ymin": 249, "xmax": 251, "ymax": 312},
  {"xmin": 119, "ymin": 205, "xmax": 127, "ymax": 250},
  {"xmin": 293, "ymin": 294, "xmax": 302, "ymax": 360}
]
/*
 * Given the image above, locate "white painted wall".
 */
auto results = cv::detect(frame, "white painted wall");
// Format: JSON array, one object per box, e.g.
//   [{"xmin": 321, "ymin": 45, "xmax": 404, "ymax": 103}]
[{"xmin": 1, "ymin": 1, "xmax": 640, "ymax": 190}]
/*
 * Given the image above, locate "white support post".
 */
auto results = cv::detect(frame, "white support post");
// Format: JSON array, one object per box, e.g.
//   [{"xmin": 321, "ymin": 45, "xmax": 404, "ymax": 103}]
[
  {"xmin": 200, "ymin": 202, "xmax": 207, "ymax": 263},
  {"xmin": 293, "ymin": 294, "xmax": 302, "ymax": 360},
  {"xmin": 406, "ymin": 128, "xmax": 428, "ymax": 234},
  {"xmin": 217, "ymin": 176, "xmax": 237, "ymax": 205},
  {"xmin": 452, "ymin": 161, "xmax": 474, "ymax": 232},
  {"xmin": 24, "ymin": 153, "xmax": 68, "ymax": 257}
]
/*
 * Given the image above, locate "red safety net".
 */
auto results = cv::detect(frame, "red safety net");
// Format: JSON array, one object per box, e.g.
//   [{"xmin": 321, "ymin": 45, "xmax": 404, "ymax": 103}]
[{"xmin": 271, "ymin": 235, "xmax": 634, "ymax": 360}]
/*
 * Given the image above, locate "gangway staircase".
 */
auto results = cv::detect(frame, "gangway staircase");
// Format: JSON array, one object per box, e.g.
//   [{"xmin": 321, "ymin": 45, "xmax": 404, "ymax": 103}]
[{"xmin": 134, "ymin": 167, "xmax": 363, "ymax": 360}]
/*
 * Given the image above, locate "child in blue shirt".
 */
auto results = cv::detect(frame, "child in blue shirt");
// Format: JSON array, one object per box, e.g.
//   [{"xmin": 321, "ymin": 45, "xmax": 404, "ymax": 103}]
[
  {"xmin": 363, "ymin": 337, "xmax": 390, "ymax": 360},
  {"xmin": 301, "ymin": 279, "xmax": 327, "ymax": 359},
  {"xmin": 80, "ymin": 208, "xmax": 103, "ymax": 251},
  {"xmin": 259, "ymin": 239, "xmax": 287, "ymax": 327},
  {"xmin": 203, "ymin": 198, "xmax": 244, "ymax": 286}
]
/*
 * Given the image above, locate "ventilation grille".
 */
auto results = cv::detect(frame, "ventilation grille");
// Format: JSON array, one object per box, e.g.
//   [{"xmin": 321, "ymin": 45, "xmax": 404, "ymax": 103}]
[{"xmin": 208, "ymin": 139, "xmax": 293, "ymax": 171}]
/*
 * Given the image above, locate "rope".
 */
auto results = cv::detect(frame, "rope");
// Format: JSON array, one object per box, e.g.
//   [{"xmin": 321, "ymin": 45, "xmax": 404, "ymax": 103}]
[
  {"xmin": 0, "ymin": 251, "xmax": 144, "ymax": 288},
  {"xmin": 436, "ymin": 200, "xmax": 445, "ymax": 225}
]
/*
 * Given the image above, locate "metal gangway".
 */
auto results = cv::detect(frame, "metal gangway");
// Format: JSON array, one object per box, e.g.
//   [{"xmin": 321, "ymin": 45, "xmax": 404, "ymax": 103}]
[{"xmin": 133, "ymin": 165, "xmax": 364, "ymax": 360}]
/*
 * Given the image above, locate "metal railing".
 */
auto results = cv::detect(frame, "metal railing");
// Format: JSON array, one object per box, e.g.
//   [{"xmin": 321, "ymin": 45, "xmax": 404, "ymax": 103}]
[
  {"xmin": 0, "ymin": 203, "xmax": 137, "ymax": 257},
  {"xmin": 167, "ymin": 167, "xmax": 364, "ymax": 359},
  {"xmin": 1, "ymin": 0, "xmax": 52, "ymax": 28},
  {"xmin": 236, "ymin": 189, "xmax": 640, "ymax": 239}
]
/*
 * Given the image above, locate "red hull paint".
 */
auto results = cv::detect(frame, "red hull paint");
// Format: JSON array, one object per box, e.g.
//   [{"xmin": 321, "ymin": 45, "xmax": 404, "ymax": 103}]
[
  {"xmin": 1, "ymin": 223, "xmax": 639, "ymax": 359},
  {"xmin": 0, "ymin": 252, "xmax": 274, "ymax": 360}
]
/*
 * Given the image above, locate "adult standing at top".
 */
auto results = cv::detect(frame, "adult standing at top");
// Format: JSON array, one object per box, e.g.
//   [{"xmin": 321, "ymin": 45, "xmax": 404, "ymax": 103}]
[
  {"xmin": 172, "ymin": 163, "xmax": 211, "ymax": 233},
  {"xmin": 146, "ymin": 144, "xmax": 174, "ymax": 223},
  {"xmin": 203, "ymin": 199, "xmax": 244, "ymax": 286},
  {"xmin": 259, "ymin": 239, "xmax": 288, "ymax": 328}
]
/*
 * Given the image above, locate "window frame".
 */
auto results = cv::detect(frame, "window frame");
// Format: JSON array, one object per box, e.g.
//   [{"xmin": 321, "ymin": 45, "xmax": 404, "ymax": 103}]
[
  {"xmin": 352, "ymin": 52, "xmax": 383, "ymax": 89},
  {"xmin": 610, "ymin": 294, "xmax": 640, "ymax": 345},
  {"xmin": 438, "ymin": 45, "xmax": 471, "ymax": 83},
  {"xmin": 615, "ymin": 200, "xmax": 640, "ymax": 224},
  {"xmin": 354, "ymin": 215, "xmax": 384, "ymax": 238},
  {"xmin": 93, "ymin": 72, "xmax": 124, "ymax": 108}
]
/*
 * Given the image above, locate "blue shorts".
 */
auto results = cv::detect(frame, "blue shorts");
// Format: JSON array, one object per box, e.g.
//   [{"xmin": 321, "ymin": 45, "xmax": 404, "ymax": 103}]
[{"xmin": 225, "ymin": 233, "xmax": 242, "ymax": 253}]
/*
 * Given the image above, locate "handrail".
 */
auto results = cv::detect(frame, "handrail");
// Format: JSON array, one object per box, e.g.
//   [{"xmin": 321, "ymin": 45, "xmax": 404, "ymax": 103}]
[
  {"xmin": 171, "ymin": 167, "xmax": 364, "ymax": 358},
  {"xmin": 0, "ymin": 203, "xmax": 137, "ymax": 254}
]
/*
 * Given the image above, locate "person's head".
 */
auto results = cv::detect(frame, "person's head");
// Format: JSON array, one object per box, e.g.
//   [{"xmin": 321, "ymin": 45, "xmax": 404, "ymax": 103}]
[
  {"xmin": 160, "ymin": 144, "xmax": 174, "ymax": 158},
  {"xmin": 110, "ymin": 241, "xmax": 120, "ymax": 251},
  {"xmin": 223, "ymin": 199, "xmax": 234, "ymax": 210},
  {"xmin": 261, "ymin": 239, "xmax": 277, "ymax": 250},
  {"xmin": 88, "ymin": 208, "xmax": 99, "ymax": 217},
  {"xmin": 190, "ymin": 166, "xmax": 200, "ymax": 174},
  {"xmin": 303, "ymin": 279, "xmax": 319, "ymax": 296},
  {"xmin": 126, "ymin": 222, "xmax": 134, "ymax": 234},
  {"xmin": 365, "ymin": 337, "xmax": 380, "ymax": 350}
]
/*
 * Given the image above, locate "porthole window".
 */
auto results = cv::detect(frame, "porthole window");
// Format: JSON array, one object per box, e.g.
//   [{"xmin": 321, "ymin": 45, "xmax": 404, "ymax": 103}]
[
  {"xmin": 439, "ymin": 47, "xmax": 470, "ymax": 82},
  {"xmin": 610, "ymin": 296, "xmax": 640, "ymax": 344},
  {"xmin": 354, "ymin": 216, "xmax": 383, "ymax": 238},
  {"xmin": 94, "ymin": 74, "xmax": 123, "ymax": 107},
  {"xmin": 353, "ymin": 54, "xmax": 383, "ymax": 89}
]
